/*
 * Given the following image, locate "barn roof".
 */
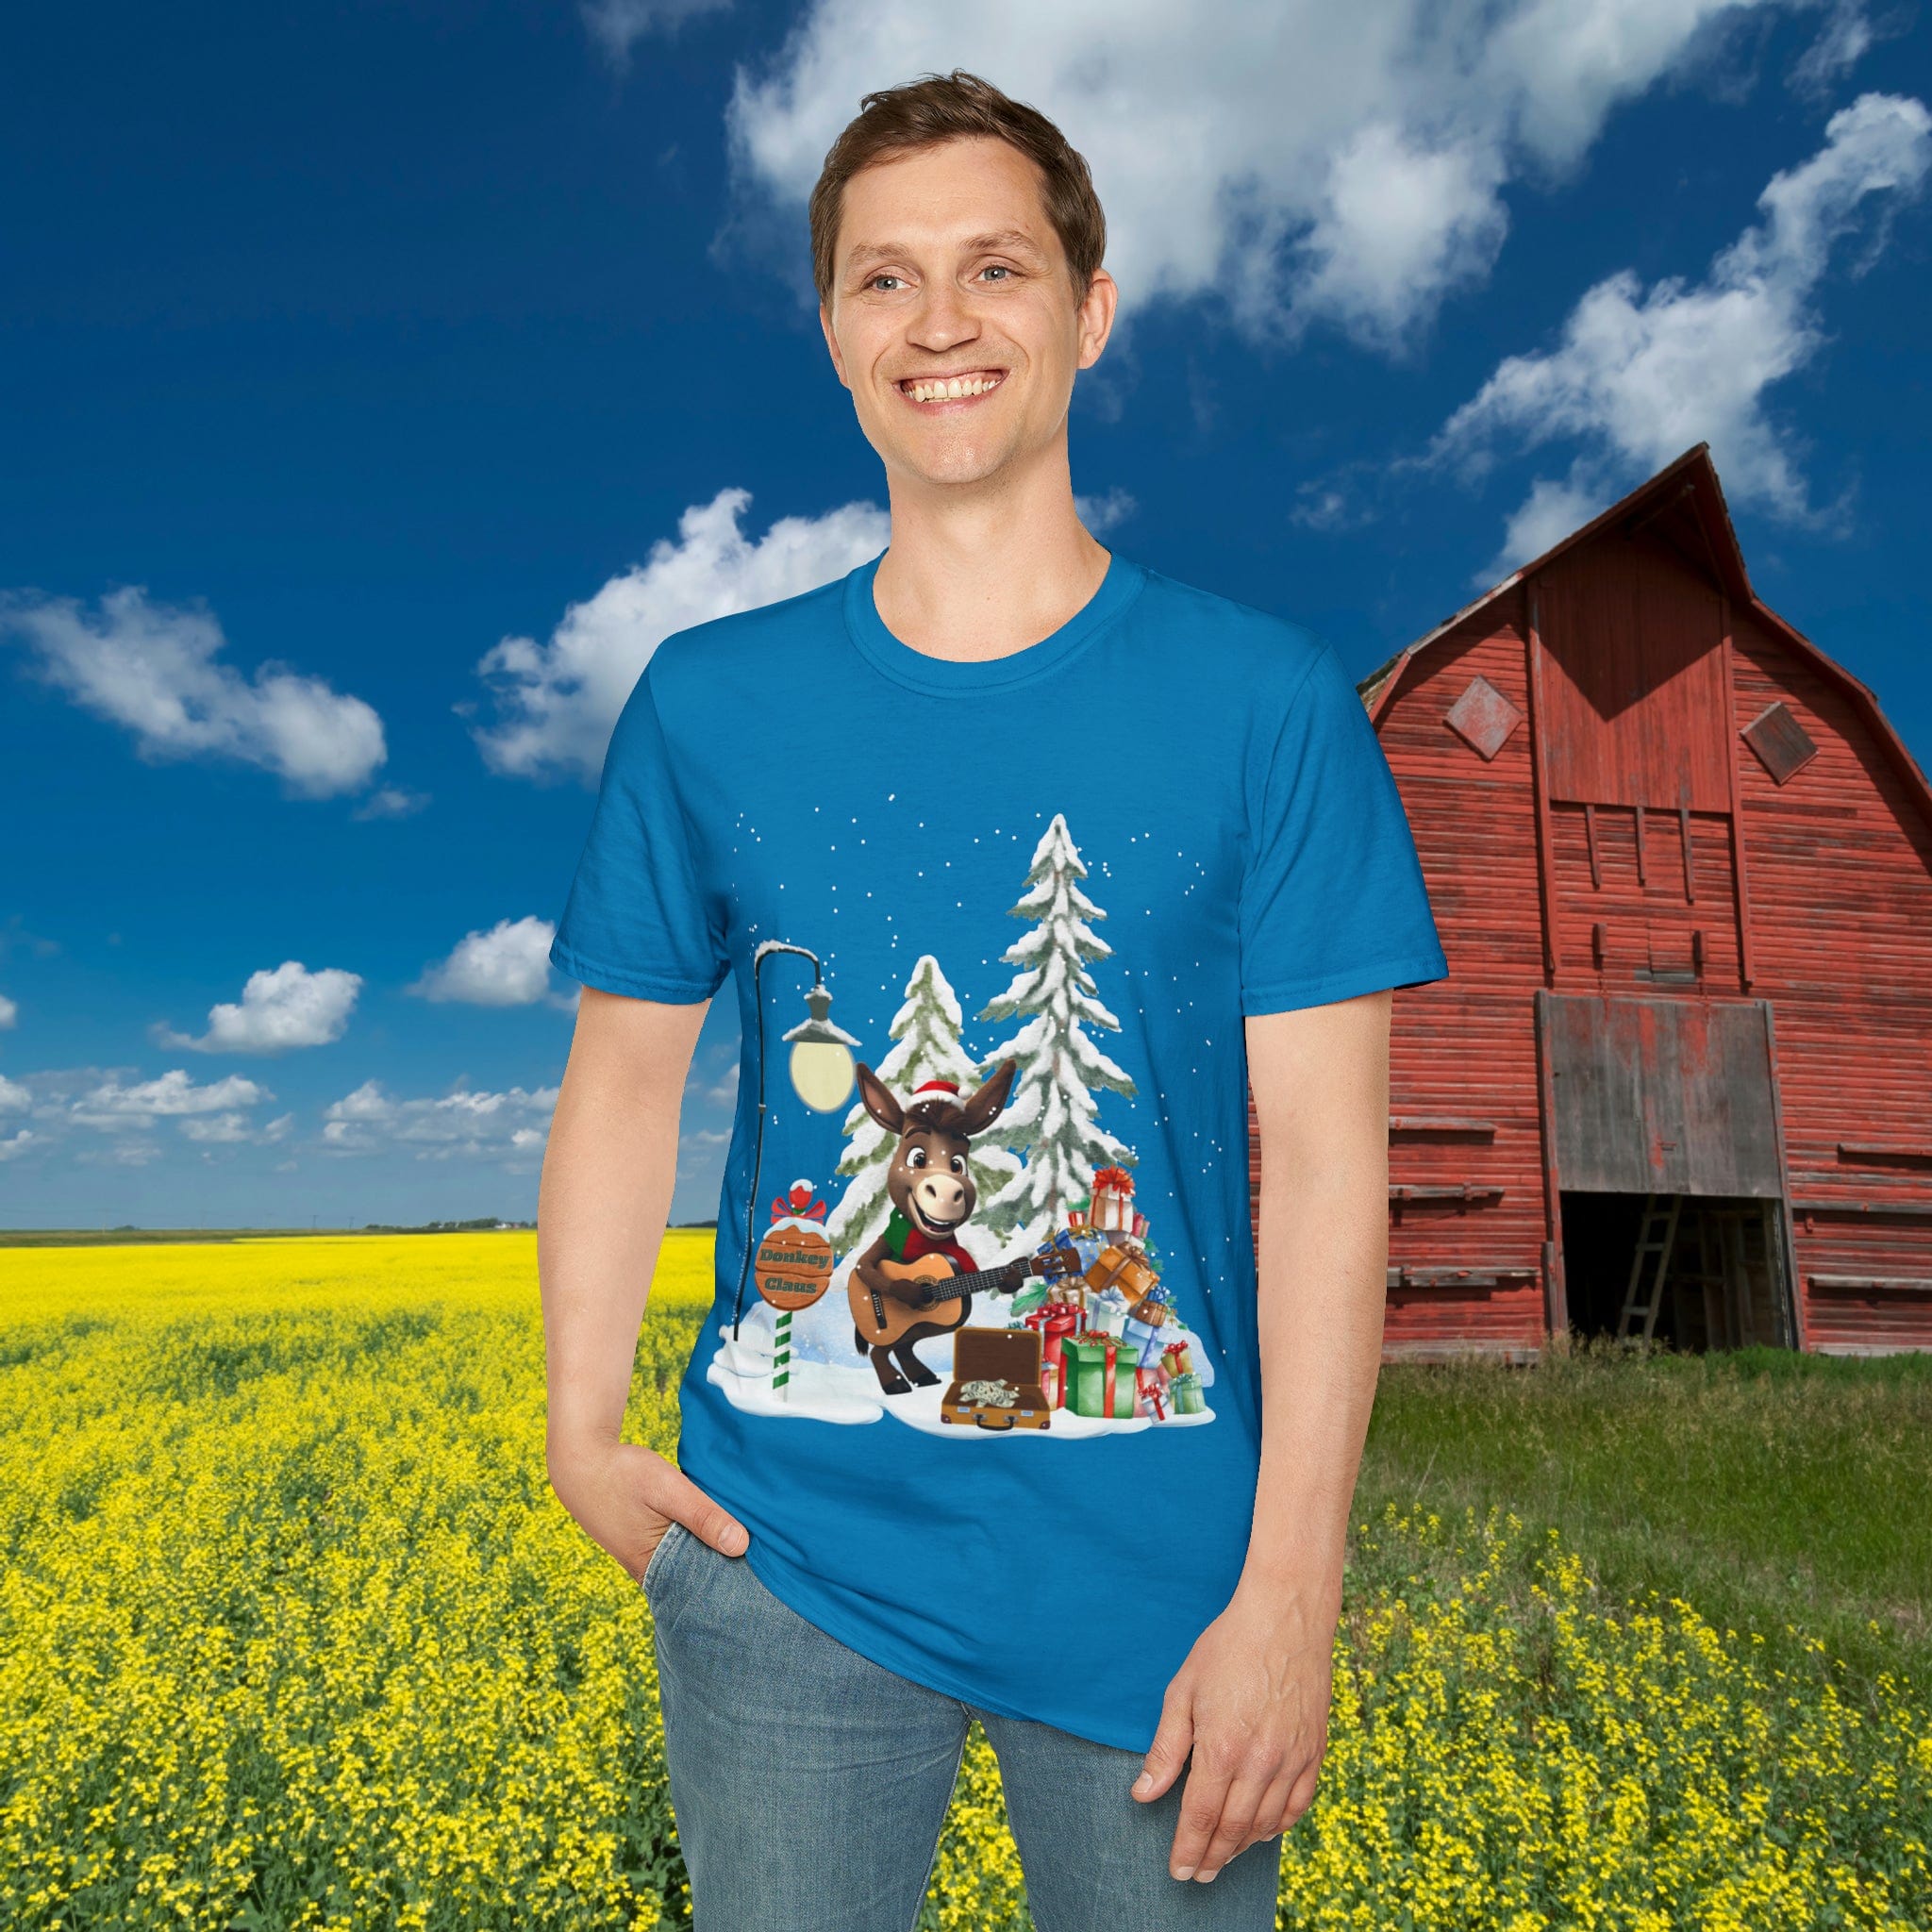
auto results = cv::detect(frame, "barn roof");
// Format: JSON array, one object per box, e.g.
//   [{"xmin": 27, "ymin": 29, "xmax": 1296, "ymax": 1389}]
[{"xmin": 1357, "ymin": 444, "xmax": 1932, "ymax": 824}]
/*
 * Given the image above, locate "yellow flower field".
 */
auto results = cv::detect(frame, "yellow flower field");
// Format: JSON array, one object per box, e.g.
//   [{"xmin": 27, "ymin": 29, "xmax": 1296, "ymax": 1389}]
[{"xmin": 1, "ymin": 1234, "xmax": 1925, "ymax": 1929}]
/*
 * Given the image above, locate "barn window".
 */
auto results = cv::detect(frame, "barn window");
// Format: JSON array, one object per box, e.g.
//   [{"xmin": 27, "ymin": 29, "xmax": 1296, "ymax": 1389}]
[
  {"xmin": 1740, "ymin": 701, "xmax": 1819, "ymax": 785},
  {"xmin": 1443, "ymin": 675, "xmax": 1524, "ymax": 760}
]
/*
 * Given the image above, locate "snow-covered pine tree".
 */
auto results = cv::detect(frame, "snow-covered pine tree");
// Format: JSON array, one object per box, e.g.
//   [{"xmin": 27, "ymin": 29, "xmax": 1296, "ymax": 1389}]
[
  {"xmin": 822, "ymin": 953, "xmax": 1021, "ymax": 1281},
  {"xmin": 973, "ymin": 812, "xmax": 1136, "ymax": 1248}
]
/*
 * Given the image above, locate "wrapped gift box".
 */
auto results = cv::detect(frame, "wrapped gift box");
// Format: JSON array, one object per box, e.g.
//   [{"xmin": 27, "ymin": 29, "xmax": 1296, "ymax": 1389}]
[
  {"xmin": 1023, "ymin": 1300, "xmax": 1082, "ymax": 1407},
  {"xmin": 1134, "ymin": 1364, "xmax": 1169, "ymax": 1421},
  {"xmin": 1061, "ymin": 1332, "xmax": 1137, "ymax": 1418},
  {"xmin": 1085, "ymin": 1242, "xmax": 1158, "ymax": 1307},
  {"xmin": 1089, "ymin": 1164, "xmax": 1136, "ymax": 1234},
  {"xmin": 1122, "ymin": 1315, "xmax": 1169, "ymax": 1369},
  {"xmin": 1161, "ymin": 1339, "xmax": 1195, "ymax": 1378},
  {"xmin": 1168, "ymin": 1370, "xmax": 1206, "ymax": 1415}
]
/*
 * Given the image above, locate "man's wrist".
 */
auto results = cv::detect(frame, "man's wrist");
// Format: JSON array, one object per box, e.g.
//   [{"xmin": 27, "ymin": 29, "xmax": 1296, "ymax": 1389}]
[
  {"xmin": 545, "ymin": 1417, "xmax": 625, "ymax": 1473},
  {"xmin": 1235, "ymin": 1522, "xmax": 1346, "ymax": 1607}
]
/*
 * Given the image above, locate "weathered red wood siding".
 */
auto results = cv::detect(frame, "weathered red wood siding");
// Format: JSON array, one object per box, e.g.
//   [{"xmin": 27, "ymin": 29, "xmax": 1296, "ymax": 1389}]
[
  {"xmin": 1374, "ymin": 601, "xmax": 1550, "ymax": 1357},
  {"xmin": 1727, "ymin": 607, "xmax": 1932, "ymax": 1353}
]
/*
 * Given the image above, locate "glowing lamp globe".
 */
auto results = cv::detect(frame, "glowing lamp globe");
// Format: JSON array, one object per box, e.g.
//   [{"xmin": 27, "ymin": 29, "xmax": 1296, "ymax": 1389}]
[{"xmin": 781, "ymin": 982, "xmax": 859, "ymax": 1113}]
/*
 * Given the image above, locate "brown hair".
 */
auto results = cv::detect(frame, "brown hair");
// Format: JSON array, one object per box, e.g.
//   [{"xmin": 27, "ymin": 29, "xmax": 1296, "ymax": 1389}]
[{"xmin": 808, "ymin": 69, "xmax": 1106, "ymax": 306}]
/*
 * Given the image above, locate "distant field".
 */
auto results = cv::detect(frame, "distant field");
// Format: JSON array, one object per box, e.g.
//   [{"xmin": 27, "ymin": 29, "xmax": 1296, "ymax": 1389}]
[
  {"xmin": 0, "ymin": 1227, "xmax": 355, "ymax": 1248},
  {"xmin": 2, "ymin": 1233, "xmax": 1924, "ymax": 1930}
]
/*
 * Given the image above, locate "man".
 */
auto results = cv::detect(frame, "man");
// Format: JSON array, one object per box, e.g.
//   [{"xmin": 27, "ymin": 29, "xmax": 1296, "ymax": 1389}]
[{"xmin": 541, "ymin": 69, "xmax": 1446, "ymax": 1931}]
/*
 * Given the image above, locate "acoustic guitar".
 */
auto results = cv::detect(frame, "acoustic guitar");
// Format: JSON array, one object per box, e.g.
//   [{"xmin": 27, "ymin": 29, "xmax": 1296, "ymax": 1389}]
[{"xmin": 850, "ymin": 1243, "xmax": 1080, "ymax": 1349}]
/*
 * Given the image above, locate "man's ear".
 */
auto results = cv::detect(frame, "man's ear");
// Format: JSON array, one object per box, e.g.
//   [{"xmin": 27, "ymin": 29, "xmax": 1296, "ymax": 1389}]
[
  {"xmin": 855, "ymin": 1062, "xmax": 903, "ymax": 1135},
  {"xmin": 1075, "ymin": 268, "xmax": 1119, "ymax": 373},
  {"xmin": 820, "ymin": 303, "xmax": 851, "ymax": 391}
]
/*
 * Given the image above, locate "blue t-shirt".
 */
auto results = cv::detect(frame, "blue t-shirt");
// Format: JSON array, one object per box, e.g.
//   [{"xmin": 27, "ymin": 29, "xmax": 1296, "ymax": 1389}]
[{"xmin": 551, "ymin": 549, "xmax": 1448, "ymax": 1753}]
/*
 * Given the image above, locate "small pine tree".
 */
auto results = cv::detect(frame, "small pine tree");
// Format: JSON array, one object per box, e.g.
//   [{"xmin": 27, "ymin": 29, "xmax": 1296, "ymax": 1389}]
[
  {"xmin": 823, "ymin": 954, "xmax": 1020, "ymax": 1281},
  {"xmin": 974, "ymin": 812, "xmax": 1136, "ymax": 1249}
]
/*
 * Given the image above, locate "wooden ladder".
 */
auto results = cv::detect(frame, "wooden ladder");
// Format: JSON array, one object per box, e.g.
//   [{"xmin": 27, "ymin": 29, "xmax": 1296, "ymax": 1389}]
[{"xmin": 1617, "ymin": 1192, "xmax": 1682, "ymax": 1341}]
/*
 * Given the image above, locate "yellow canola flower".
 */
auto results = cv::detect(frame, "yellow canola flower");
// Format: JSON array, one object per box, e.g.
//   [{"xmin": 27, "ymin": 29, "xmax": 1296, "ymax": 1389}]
[{"xmin": 0, "ymin": 1235, "xmax": 1925, "ymax": 1931}]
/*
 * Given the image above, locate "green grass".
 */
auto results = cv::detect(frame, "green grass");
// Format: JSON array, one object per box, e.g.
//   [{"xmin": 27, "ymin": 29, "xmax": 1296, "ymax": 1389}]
[{"xmin": 1354, "ymin": 1337, "xmax": 1932, "ymax": 1704}]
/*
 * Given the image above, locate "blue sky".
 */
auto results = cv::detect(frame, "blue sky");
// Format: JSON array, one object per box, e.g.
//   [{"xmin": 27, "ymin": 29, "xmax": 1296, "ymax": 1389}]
[{"xmin": 2, "ymin": 0, "xmax": 1928, "ymax": 1228}]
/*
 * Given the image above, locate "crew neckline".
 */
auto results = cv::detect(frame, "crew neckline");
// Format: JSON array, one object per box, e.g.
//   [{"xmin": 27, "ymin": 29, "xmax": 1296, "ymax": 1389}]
[{"xmin": 843, "ymin": 547, "xmax": 1145, "ymax": 696}]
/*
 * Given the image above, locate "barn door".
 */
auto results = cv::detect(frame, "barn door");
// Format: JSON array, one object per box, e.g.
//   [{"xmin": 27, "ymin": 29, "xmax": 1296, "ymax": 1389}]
[{"xmin": 1536, "ymin": 992, "xmax": 1783, "ymax": 1197}]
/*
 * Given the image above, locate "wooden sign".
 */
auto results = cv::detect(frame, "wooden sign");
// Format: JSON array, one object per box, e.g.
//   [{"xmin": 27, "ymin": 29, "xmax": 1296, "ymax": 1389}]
[{"xmin": 755, "ymin": 1226, "xmax": 834, "ymax": 1311}]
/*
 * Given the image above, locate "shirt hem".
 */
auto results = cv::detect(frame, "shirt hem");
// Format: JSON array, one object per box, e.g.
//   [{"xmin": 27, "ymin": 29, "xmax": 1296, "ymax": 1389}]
[
  {"xmin": 549, "ymin": 940, "xmax": 724, "ymax": 1005},
  {"xmin": 1240, "ymin": 948, "xmax": 1450, "ymax": 1015},
  {"xmin": 741, "ymin": 1539, "xmax": 1157, "ymax": 1755}
]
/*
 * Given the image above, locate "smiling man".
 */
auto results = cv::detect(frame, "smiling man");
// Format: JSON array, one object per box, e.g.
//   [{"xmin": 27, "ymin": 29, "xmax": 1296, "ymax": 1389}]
[{"xmin": 541, "ymin": 69, "xmax": 1446, "ymax": 1930}]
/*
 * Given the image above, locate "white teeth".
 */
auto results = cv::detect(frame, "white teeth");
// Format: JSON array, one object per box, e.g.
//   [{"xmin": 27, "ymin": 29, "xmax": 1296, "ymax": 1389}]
[{"xmin": 906, "ymin": 374, "xmax": 1001, "ymax": 402}]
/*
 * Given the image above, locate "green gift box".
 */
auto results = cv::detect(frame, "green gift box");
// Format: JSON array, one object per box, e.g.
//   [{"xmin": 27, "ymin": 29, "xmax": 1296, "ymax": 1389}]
[
  {"xmin": 1062, "ymin": 1333, "xmax": 1137, "ymax": 1418},
  {"xmin": 1168, "ymin": 1370, "xmax": 1206, "ymax": 1415}
]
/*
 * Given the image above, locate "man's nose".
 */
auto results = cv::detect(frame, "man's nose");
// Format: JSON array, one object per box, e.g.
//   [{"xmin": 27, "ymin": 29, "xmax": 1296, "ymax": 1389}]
[{"xmin": 908, "ymin": 282, "xmax": 977, "ymax": 352}]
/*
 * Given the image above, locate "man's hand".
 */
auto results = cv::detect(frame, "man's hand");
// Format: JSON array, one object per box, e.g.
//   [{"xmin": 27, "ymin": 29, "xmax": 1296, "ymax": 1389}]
[
  {"xmin": 547, "ymin": 1436, "xmax": 748, "ymax": 1582},
  {"xmin": 1131, "ymin": 1577, "xmax": 1336, "ymax": 1880}
]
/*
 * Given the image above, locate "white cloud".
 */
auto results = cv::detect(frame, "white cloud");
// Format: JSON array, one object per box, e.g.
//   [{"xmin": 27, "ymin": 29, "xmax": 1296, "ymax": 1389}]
[
  {"xmin": 352, "ymin": 786, "xmax": 430, "ymax": 822},
  {"xmin": 0, "ymin": 1074, "xmax": 28, "ymax": 1113},
  {"xmin": 473, "ymin": 488, "xmax": 887, "ymax": 783},
  {"xmin": 0, "ymin": 1128, "xmax": 34, "ymax": 1161},
  {"xmin": 83, "ymin": 1139, "xmax": 166, "ymax": 1168},
  {"xmin": 1436, "ymin": 92, "xmax": 1932, "ymax": 578},
  {"xmin": 157, "ymin": 961, "xmax": 363, "ymax": 1054},
  {"xmin": 0, "ymin": 587, "xmax": 387, "ymax": 798},
  {"xmin": 72, "ymin": 1069, "xmax": 270, "ymax": 1131},
  {"xmin": 411, "ymin": 917, "xmax": 558, "ymax": 1007},
  {"xmin": 727, "ymin": 0, "xmax": 1824, "ymax": 348},
  {"xmin": 584, "ymin": 0, "xmax": 731, "ymax": 66},
  {"xmin": 0, "ymin": 992, "xmax": 15, "ymax": 1028},
  {"xmin": 179, "ymin": 1111, "xmax": 253, "ymax": 1144},
  {"xmin": 1074, "ymin": 489, "xmax": 1138, "ymax": 536},
  {"xmin": 321, "ymin": 1077, "xmax": 561, "ymax": 1165},
  {"xmin": 1791, "ymin": 1, "xmax": 1878, "ymax": 94}
]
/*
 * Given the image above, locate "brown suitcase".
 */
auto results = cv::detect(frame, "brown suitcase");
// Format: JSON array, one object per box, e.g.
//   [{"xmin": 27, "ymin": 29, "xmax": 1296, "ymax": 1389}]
[{"xmin": 940, "ymin": 1325, "xmax": 1053, "ymax": 1432}]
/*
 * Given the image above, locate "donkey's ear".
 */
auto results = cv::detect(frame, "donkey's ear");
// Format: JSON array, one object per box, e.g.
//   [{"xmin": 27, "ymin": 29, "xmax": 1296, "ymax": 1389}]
[
  {"xmin": 957, "ymin": 1058, "xmax": 1020, "ymax": 1136},
  {"xmin": 854, "ymin": 1062, "xmax": 904, "ymax": 1135}
]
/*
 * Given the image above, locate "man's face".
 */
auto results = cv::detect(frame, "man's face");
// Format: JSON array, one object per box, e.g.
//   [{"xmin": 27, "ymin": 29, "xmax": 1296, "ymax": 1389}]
[{"xmin": 820, "ymin": 135, "xmax": 1115, "ymax": 493}]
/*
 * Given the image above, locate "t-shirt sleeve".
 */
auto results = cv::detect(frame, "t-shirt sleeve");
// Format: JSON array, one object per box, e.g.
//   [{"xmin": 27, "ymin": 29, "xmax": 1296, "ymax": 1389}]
[
  {"xmin": 548, "ymin": 662, "xmax": 730, "ymax": 1005},
  {"xmin": 1237, "ymin": 641, "xmax": 1448, "ymax": 1015}
]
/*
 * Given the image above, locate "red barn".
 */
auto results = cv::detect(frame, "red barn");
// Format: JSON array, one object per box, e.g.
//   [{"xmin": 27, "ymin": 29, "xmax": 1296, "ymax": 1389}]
[{"xmin": 1248, "ymin": 445, "xmax": 1932, "ymax": 1360}]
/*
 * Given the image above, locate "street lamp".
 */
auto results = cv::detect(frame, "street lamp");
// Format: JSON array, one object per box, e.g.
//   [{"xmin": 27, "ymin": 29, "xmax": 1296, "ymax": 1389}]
[{"xmin": 729, "ymin": 940, "xmax": 860, "ymax": 1338}]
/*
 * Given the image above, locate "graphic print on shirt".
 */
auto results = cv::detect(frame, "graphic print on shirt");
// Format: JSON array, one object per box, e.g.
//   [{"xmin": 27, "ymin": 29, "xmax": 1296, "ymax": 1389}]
[{"xmin": 706, "ymin": 811, "xmax": 1217, "ymax": 1439}]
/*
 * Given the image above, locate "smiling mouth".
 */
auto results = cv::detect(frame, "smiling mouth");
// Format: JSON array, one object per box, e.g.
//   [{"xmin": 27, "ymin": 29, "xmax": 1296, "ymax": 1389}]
[
  {"xmin": 896, "ymin": 370, "xmax": 1007, "ymax": 407},
  {"xmin": 913, "ymin": 1202, "xmax": 964, "ymax": 1233}
]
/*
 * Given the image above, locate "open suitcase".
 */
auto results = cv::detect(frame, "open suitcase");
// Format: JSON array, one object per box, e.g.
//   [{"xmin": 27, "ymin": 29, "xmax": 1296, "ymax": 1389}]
[{"xmin": 940, "ymin": 1324, "xmax": 1053, "ymax": 1431}]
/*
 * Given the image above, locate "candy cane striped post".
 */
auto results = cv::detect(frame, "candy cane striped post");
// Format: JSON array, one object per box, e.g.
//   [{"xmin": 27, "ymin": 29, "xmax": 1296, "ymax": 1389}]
[{"xmin": 773, "ymin": 1307, "xmax": 792, "ymax": 1400}]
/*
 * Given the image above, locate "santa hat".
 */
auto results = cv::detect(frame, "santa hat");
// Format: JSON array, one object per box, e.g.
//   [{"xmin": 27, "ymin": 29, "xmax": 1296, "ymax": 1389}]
[{"xmin": 907, "ymin": 1077, "xmax": 963, "ymax": 1111}]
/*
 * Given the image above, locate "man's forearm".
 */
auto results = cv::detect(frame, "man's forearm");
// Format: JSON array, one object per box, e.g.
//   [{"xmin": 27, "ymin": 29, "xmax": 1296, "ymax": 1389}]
[
  {"xmin": 1241, "ymin": 1146, "xmax": 1388, "ymax": 1601},
  {"xmin": 539, "ymin": 1024, "xmax": 688, "ymax": 1461},
  {"xmin": 1240, "ymin": 993, "xmax": 1392, "ymax": 1606}
]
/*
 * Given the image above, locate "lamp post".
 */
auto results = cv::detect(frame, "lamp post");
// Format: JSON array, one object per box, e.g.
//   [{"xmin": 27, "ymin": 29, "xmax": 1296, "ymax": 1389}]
[{"xmin": 730, "ymin": 940, "xmax": 860, "ymax": 1344}]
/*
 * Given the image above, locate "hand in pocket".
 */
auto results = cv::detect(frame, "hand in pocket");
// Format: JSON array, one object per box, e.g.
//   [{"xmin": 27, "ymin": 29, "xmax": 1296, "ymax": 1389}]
[{"xmin": 547, "ymin": 1438, "xmax": 749, "ymax": 1583}]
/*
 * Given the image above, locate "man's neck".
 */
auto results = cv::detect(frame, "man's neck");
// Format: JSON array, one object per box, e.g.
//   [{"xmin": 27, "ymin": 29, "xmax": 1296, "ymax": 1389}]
[{"xmin": 871, "ymin": 444, "xmax": 1111, "ymax": 663}]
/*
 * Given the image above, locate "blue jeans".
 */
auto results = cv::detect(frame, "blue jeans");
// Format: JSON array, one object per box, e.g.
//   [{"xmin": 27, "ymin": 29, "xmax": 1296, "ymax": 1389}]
[{"xmin": 641, "ymin": 1521, "xmax": 1284, "ymax": 1931}]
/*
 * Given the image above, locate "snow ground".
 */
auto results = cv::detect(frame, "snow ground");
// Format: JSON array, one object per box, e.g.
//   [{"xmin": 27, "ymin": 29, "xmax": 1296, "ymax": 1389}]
[{"xmin": 705, "ymin": 1316, "xmax": 1217, "ymax": 1439}]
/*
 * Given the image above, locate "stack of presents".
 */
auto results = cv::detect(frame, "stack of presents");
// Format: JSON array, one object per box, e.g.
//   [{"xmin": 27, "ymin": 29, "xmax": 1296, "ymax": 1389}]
[{"xmin": 1008, "ymin": 1165, "xmax": 1207, "ymax": 1423}]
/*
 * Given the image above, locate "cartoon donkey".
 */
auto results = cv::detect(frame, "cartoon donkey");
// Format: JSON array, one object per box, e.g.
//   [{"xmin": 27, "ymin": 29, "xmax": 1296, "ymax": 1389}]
[{"xmin": 846, "ymin": 1058, "xmax": 1023, "ymax": 1395}]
